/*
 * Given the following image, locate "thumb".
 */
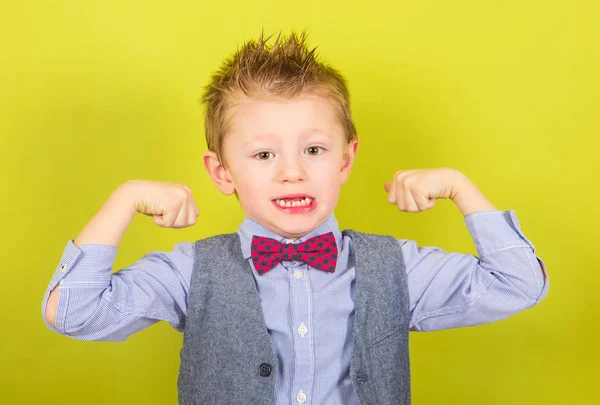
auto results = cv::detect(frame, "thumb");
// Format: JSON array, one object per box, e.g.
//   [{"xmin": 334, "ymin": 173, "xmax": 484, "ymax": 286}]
[
  {"xmin": 384, "ymin": 182, "xmax": 392, "ymax": 193},
  {"xmin": 154, "ymin": 211, "xmax": 176, "ymax": 227}
]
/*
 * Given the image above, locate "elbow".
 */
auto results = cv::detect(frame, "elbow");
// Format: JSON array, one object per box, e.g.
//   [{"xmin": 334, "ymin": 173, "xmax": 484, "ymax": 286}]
[
  {"xmin": 45, "ymin": 307, "xmax": 57, "ymax": 328},
  {"xmin": 529, "ymin": 257, "xmax": 549, "ymax": 303},
  {"xmin": 533, "ymin": 278, "xmax": 549, "ymax": 303},
  {"xmin": 44, "ymin": 287, "xmax": 60, "ymax": 329},
  {"xmin": 42, "ymin": 287, "xmax": 123, "ymax": 341},
  {"xmin": 517, "ymin": 279, "xmax": 548, "ymax": 308},
  {"xmin": 518, "ymin": 277, "xmax": 549, "ymax": 311},
  {"xmin": 513, "ymin": 256, "xmax": 549, "ymax": 304}
]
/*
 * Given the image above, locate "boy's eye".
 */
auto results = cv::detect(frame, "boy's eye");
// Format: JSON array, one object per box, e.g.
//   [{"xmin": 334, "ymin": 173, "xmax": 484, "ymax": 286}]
[
  {"xmin": 306, "ymin": 146, "xmax": 323, "ymax": 156},
  {"xmin": 255, "ymin": 151, "xmax": 273, "ymax": 160}
]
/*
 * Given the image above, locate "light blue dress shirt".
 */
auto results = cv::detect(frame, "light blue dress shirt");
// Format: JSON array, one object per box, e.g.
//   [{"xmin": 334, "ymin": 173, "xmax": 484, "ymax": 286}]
[{"xmin": 42, "ymin": 210, "xmax": 548, "ymax": 405}]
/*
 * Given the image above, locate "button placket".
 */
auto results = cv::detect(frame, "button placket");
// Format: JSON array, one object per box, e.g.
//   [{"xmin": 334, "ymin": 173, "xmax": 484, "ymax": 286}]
[
  {"xmin": 289, "ymin": 253, "xmax": 313, "ymax": 405},
  {"xmin": 297, "ymin": 322, "xmax": 308, "ymax": 337},
  {"xmin": 296, "ymin": 389, "xmax": 307, "ymax": 403}
]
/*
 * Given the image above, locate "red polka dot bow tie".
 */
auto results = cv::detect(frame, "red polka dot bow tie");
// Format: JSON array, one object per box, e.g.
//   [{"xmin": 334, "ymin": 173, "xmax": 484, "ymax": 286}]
[{"xmin": 250, "ymin": 232, "xmax": 338, "ymax": 275}]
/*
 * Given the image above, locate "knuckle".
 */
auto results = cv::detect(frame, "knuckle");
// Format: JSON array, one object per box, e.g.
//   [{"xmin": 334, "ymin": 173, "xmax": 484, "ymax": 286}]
[{"xmin": 178, "ymin": 188, "xmax": 188, "ymax": 199}]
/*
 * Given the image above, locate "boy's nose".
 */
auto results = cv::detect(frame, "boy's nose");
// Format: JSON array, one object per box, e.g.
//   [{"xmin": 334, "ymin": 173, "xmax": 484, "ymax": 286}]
[{"xmin": 276, "ymin": 159, "xmax": 306, "ymax": 183}]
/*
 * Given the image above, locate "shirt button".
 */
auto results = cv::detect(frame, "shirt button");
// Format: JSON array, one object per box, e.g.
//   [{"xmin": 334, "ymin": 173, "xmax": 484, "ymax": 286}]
[
  {"xmin": 297, "ymin": 322, "xmax": 308, "ymax": 337},
  {"xmin": 296, "ymin": 390, "xmax": 307, "ymax": 404},
  {"xmin": 293, "ymin": 270, "xmax": 303, "ymax": 279},
  {"xmin": 59, "ymin": 263, "xmax": 67, "ymax": 273}
]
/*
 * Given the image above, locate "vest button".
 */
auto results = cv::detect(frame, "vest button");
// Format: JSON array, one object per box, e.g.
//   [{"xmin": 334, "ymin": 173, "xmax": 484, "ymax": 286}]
[
  {"xmin": 258, "ymin": 363, "xmax": 272, "ymax": 377},
  {"xmin": 357, "ymin": 374, "xmax": 368, "ymax": 384}
]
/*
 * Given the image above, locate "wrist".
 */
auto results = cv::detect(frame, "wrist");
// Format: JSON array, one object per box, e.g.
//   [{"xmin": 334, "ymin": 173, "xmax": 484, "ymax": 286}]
[
  {"xmin": 450, "ymin": 171, "xmax": 496, "ymax": 216},
  {"xmin": 113, "ymin": 180, "xmax": 142, "ymax": 218}
]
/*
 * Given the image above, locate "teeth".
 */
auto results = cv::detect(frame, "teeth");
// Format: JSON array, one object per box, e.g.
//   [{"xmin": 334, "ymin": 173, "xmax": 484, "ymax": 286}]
[{"xmin": 276, "ymin": 197, "xmax": 312, "ymax": 207}]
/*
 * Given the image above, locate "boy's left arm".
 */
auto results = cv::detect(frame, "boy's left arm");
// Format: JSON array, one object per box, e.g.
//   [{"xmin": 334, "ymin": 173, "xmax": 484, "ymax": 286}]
[{"xmin": 385, "ymin": 168, "xmax": 548, "ymax": 331}]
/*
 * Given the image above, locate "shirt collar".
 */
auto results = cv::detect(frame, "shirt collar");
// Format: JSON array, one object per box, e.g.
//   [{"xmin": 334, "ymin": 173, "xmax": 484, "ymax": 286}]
[{"xmin": 237, "ymin": 213, "xmax": 343, "ymax": 260}]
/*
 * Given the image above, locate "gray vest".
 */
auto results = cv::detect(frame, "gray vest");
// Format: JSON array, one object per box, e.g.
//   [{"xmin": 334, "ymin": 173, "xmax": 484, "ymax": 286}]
[{"xmin": 178, "ymin": 230, "xmax": 411, "ymax": 404}]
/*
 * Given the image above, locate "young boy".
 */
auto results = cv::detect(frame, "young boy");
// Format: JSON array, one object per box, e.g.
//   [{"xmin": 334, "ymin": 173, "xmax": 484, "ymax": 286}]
[{"xmin": 42, "ymin": 32, "xmax": 549, "ymax": 405}]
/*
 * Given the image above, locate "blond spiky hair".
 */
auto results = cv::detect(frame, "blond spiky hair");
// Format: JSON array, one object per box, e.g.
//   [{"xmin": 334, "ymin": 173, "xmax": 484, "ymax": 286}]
[{"xmin": 201, "ymin": 30, "xmax": 358, "ymax": 163}]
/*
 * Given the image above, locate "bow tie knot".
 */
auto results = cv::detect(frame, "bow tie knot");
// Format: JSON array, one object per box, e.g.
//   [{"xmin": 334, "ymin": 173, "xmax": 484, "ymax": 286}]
[{"xmin": 251, "ymin": 232, "xmax": 338, "ymax": 275}]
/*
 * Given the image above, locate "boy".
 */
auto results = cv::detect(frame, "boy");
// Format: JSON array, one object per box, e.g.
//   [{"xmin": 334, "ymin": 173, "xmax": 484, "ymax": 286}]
[{"xmin": 42, "ymin": 32, "xmax": 549, "ymax": 405}]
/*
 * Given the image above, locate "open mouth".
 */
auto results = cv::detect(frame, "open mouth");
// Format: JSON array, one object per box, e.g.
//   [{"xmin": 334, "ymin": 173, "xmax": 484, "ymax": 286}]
[
  {"xmin": 271, "ymin": 194, "xmax": 316, "ymax": 212},
  {"xmin": 273, "ymin": 196, "xmax": 312, "ymax": 208}
]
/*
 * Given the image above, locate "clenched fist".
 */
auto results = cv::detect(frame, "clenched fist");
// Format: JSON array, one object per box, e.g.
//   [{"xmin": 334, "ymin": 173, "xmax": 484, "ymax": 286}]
[
  {"xmin": 384, "ymin": 168, "xmax": 462, "ymax": 213},
  {"xmin": 126, "ymin": 180, "xmax": 200, "ymax": 228}
]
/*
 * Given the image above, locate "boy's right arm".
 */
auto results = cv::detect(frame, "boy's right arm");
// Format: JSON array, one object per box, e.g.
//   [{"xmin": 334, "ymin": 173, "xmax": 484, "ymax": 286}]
[
  {"xmin": 45, "ymin": 182, "xmax": 137, "ymax": 327},
  {"xmin": 43, "ymin": 180, "xmax": 199, "ymax": 340}
]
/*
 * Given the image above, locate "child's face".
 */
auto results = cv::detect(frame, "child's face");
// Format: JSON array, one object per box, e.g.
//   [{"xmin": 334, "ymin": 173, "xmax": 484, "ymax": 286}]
[{"xmin": 205, "ymin": 93, "xmax": 358, "ymax": 239}]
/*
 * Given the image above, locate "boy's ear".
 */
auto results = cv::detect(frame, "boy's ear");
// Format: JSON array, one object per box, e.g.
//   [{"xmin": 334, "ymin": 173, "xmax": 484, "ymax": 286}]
[
  {"xmin": 203, "ymin": 151, "xmax": 236, "ymax": 195},
  {"xmin": 340, "ymin": 139, "xmax": 359, "ymax": 185}
]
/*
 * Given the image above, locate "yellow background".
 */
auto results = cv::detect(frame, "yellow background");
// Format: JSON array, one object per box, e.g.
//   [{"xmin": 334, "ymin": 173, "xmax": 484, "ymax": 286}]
[{"xmin": 1, "ymin": 1, "xmax": 598, "ymax": 404}]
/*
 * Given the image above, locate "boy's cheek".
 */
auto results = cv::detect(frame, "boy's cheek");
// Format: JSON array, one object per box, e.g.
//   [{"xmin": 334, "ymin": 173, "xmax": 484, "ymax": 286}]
[{"xmin": 234, "ymin": 182, "xmax": 263, "ymax": 205}]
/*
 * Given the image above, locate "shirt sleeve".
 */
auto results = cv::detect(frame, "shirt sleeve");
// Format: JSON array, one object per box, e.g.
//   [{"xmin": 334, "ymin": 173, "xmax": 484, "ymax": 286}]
[
  {"xmin": 402, "ymin": 209, "xmax": 549, "ymax": 332},
  {"xmin": 41, "ymin": 239, "xmax": 194, "ymax": 341}
]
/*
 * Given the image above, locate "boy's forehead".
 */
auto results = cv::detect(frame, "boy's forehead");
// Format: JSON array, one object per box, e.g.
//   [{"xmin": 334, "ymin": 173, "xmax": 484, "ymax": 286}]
[
  {"xmin": 231, "ymin": 93, "xmax": 334, "ymax": 117},
  {"xmin": 226, "ymin": 93, "xmax": 343, "ymax": 139}
]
